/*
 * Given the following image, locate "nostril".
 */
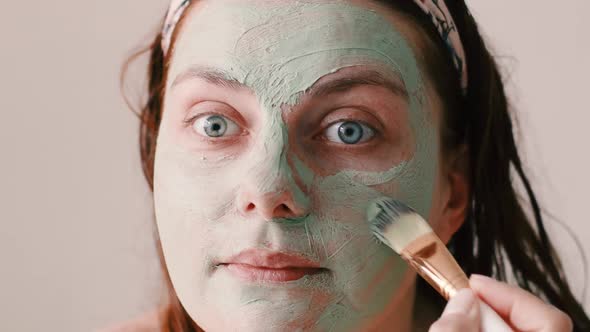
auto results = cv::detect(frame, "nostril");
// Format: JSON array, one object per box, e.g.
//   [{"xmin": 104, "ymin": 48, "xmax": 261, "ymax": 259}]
[
  {"xmin": 246, "ymin": 203, "xmax": 256, "ymax": 212},
  {"xmin": 277, "ymin": 203, "xmax": 297, "ymax": 217}
]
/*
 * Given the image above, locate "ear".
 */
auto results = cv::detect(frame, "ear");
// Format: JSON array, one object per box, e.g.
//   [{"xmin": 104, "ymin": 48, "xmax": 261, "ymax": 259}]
[{"xmin": 437, "ymin": 145, "xmax": 470, "ymax": 244}]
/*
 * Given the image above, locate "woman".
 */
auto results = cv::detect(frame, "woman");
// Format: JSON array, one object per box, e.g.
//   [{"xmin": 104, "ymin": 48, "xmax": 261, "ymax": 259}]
[{"xmin": 117, "ymin": 0, "xmax": 589, "ymax": 331}]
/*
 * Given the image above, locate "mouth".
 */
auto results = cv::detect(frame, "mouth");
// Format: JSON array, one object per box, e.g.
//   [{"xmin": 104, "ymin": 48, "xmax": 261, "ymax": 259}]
[{"xmin": 217, "ymin": 249, "xmax": 329, "ymax": 283}]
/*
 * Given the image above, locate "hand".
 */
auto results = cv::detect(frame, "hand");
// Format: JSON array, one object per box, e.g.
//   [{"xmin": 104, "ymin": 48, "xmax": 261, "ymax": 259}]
[{"xmin": 429, "ymin": 274, "xmax": 573, "ymax": 332}]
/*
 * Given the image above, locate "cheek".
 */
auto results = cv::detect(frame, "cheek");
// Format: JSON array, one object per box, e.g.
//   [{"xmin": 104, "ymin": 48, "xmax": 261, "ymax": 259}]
[
  {"xmin": 152, "ymin": 142, "xmax": 241, "ymax": 299},
  {"xmin": 154, "ymin": 144, "xmax": 238, "ymax": 230},
  {"xmin": 423, "ymin": 164, "xmax": 449, "ymax": 238},
  {"xmin": 304, "ymin": 170, "xmax": 410, "ymax": 306},
  {"xmin": 287, "ymin": 154, "xmax": 393, "ymax": 257}
]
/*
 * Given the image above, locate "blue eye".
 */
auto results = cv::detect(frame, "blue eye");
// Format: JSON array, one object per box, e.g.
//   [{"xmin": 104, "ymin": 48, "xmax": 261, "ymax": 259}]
[
  {"xmin": 192, "ymin": 114, "xmax": 240, "ymax": 138},
  {"xmin": 325, "ymin": 121, "xmax": 375, "ymax": 144}
]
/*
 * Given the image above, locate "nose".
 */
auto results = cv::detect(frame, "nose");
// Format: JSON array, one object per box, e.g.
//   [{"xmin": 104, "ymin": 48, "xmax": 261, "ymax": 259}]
[
  {"xmin": 237, "ymin": 112, "xmax": 310, "ymax": 222},
  {"xmin": 238, "ymin": 189, "xmax": 309, "ymax": 221}
]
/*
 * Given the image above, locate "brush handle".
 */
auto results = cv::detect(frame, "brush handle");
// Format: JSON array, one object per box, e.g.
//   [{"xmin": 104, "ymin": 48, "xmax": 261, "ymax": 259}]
[
  {"xmin": 478, "ymin": 299, "xmax": 513, "ymax": 332},
  {"xmin": 400, "ymin": 233, "xmax": 512, "ymax": 331}
]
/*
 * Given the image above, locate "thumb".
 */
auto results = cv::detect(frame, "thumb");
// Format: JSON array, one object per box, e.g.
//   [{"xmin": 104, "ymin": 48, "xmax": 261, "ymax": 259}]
[{"xmin": 430, "ymin": 289, "xmax": 480, "ymax": 332}]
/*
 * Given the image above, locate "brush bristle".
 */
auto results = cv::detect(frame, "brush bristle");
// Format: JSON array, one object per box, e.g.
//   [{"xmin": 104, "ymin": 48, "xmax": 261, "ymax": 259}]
[{"xmin": 367, "ymin": 197, "xmax": 432, "ymax": 253}]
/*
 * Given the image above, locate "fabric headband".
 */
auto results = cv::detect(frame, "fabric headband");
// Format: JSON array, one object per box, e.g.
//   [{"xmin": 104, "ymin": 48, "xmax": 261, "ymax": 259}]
[{"xmin": 161, "ymin": 0, "xmax": 468, "ymax": 92}]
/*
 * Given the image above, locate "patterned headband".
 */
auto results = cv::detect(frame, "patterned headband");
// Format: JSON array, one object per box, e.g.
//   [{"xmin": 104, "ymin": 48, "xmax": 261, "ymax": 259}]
[{"xmin": 161, "ymin": 0, "xmax": 468, "ymax": 91}]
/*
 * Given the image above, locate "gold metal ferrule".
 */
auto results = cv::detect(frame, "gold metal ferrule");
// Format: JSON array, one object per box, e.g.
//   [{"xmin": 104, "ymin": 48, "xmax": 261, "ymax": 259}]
[{"xmin": 400, "ymin": 232, "xmax": 469, "ymax": 300}]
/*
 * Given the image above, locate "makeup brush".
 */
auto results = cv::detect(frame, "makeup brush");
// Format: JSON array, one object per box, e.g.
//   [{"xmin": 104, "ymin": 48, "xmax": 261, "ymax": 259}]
[{"xmin": 367, "ymin": 197, "xmax": 513, "ymax": 332}]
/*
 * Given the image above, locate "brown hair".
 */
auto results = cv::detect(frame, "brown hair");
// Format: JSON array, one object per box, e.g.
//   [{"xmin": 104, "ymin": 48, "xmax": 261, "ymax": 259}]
[{"xmin": 121, "ymin": 1, "xmax": 590, "ymax": 331}]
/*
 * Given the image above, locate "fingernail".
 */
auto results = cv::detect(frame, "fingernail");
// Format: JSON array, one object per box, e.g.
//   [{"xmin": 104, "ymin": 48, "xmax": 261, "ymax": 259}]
[{"xmin": 444, "ymin": 289, "xmax": 476, "ymax": 315}]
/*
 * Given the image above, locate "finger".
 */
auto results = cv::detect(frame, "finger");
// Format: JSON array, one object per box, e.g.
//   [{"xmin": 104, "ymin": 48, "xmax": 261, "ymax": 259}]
[
  {"xmin": 430, "ymin": 289, "xmax": 480, "ymax": 332},
  {"xmin": 470, "ymin": 274, "xmax": 573, "ymax": 332}
]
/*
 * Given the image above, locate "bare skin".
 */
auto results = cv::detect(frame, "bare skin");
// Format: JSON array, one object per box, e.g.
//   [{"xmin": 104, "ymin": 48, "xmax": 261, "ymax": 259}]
[{"xmin": 431, "ymin": 275, "xmax": 573, "ymax": 332}]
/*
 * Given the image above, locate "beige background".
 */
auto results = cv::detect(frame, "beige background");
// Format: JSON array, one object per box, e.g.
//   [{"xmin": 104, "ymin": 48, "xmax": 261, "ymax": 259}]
[{"xmin": 0, "ymin": 1, "xmax": 588, "ymax": 331}]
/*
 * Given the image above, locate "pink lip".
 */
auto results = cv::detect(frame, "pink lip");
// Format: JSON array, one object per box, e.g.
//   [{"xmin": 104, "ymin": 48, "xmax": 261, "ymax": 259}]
[{"xmin": 220, "ymin": 249, "xmax": 327, "ymax": 282}]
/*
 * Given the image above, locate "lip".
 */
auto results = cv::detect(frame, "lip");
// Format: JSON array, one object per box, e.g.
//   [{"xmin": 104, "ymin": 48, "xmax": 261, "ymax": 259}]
[{"xmin": 219, "ymin": 249, "xmax": 328, "ymax": 282}]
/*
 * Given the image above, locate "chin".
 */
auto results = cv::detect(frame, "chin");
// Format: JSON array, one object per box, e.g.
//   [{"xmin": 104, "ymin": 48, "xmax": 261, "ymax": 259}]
[
  {"xmin": 186, "ymin": 287, "xmax": 345, "ymax": 332},
  {"xmin": 193, "ymin": 305, "xmax": 326, "ymax": 332}
]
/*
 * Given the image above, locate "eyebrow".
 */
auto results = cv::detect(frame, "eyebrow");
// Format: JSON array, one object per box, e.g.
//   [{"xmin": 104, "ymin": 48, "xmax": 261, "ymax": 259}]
[
  {"xmin": 171, "ymin": 66, "xmax": 246, "ymax": 90},
  {"xmin": 172, "ymin": 66, "xmax": 408, "ymax": 99},
  {"xmin": 306, "ymin": 70, "xmax": 408, "ymax": 99}
]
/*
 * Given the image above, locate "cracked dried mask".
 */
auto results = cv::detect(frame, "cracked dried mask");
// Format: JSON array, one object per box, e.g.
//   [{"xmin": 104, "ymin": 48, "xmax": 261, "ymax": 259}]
[{"xmin": 154, "ymin": 0, "xmax": 440, "ymax": 331}]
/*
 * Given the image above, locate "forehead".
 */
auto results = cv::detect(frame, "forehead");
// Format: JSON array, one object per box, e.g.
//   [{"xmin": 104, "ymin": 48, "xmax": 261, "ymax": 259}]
[{"xmin": 167, "ymin": 0, "xmax": 423, "ymax": 106}]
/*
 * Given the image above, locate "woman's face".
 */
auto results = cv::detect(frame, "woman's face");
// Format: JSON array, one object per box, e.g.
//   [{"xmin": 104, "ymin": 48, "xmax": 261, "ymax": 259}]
[{"xmin": 154, "ymin": 0, "xmax": 448, "ymax": 330}]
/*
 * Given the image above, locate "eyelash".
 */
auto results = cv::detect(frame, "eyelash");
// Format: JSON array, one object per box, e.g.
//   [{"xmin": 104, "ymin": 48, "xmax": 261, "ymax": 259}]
[
  {"xmin": 182, "ymin": 112, "xmax": 211, "ymax": 127},
  {"xmin": 182, "ymin": 112, "xmax": 245, "ymax": 142},
  {"xmin": 183, "ymin": 112, "xmax": 380, "ymax": 145},
  {"xmin": 317, "ymin": 118, "xmax": 379, "ymax": 143},
  {"xmin": 182, "ymin": 112, "xmax": 239, "ymax": 128}
]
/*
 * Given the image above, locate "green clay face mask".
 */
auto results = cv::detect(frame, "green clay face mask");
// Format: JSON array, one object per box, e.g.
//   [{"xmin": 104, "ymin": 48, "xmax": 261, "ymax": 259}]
[{"xmin": 154, "ymin": 0, "xmax": 439, "ymax": 330}]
